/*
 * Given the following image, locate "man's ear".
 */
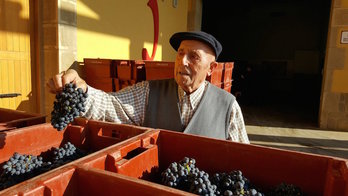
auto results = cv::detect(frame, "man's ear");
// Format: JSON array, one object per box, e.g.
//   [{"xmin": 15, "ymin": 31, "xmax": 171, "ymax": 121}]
[{"xmin": 207, "ymin": 61, "xmax": 218, "ymax": 76}]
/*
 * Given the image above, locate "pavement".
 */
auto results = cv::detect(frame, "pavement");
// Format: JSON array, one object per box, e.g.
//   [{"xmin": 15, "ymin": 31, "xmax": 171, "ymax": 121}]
[
  {"xmin": 239, "ymin": 99, "xmax": 348, "ymax": 160},
  {"xmin": 246, "ymin": 125, "xmax": 348, "ymax": 159}
]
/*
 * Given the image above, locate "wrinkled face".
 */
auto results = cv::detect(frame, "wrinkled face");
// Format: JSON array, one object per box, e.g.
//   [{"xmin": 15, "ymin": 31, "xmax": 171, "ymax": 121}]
[{"xmin": 174, "ymin": 40, "xmax": 217, "ymax": 94}]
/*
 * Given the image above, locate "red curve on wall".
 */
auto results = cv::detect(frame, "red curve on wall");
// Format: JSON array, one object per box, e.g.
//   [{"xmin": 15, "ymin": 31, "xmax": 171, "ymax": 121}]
[{"xmin": 142, "ymin": 0, "xmax": 159, "ymax": 61}]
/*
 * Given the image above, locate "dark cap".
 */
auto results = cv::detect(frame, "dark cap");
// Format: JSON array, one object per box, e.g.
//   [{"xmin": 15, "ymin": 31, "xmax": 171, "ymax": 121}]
[{"xmin": 170, "ymin": 31, "xmax": 222, "ymax": 59}]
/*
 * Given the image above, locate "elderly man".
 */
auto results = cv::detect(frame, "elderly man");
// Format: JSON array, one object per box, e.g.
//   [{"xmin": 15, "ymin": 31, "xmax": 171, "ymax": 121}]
[{"xmin": 47, "ymin": 31, "xmax": 249, "ymax": 143}]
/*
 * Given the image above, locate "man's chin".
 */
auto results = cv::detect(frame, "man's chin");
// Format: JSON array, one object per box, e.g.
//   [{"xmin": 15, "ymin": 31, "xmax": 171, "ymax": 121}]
[
  {"xmin": 176, "ymin": 79, "xmax": 188, "ymax": 87},
  {"xmin": 179, "ymin": 77, "xmax": 191, "ymax": 84}
]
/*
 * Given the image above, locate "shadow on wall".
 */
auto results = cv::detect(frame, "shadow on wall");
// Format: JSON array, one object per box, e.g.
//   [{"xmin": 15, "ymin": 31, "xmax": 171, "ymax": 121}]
[
  {"xmin": 0, "ymin": 0, "xmax": 30, "ymax": 34},
  {"xmin": 1, "ymin": 0, "xmax": 175, "ymax": 60},
  {"xmin": 74, "ymin": 0, "xmax": 174, "ymax": 61}
]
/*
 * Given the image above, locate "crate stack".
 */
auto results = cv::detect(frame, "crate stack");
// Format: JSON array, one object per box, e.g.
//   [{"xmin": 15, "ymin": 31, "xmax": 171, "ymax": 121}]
[
  {"xmin": 84, "ymin": 59, "xmax": 176, "ymax": 92},
  {"xmin": 0, "ymin": 108, "xmax": 46, "ymax": 131},
  {"xmin": 84, "ymin": 58, "xmax": 234, "ymax": 93},
  {"xmin": 143, "ymin": 60, "xmax": 175, "ymax": 81},
  {"xmin": 205, "ymin": 62, "xmax": 234, "ymax": 92},
  {"xmin": 84, "ymin": 58, "xmax": 117, "ymax": 92},
  {"xmin": 114, "ymin": 59, "xmax": 139, "ymax": 90},
  {"xmin": 116, "ymin": 60, "xmax": 175, "ymax": 89}
]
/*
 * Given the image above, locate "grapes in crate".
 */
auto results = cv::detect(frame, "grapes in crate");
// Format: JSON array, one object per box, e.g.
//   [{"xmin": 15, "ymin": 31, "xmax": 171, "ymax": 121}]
[
  {"xmin": 51, "ymin": 83, "xmax": 88, "ymax": 131},
  {"xmin": 0, "ymin": 142, "xmax": 86, "ymax": 191},
  {"xmin": 1, "ymin": 153, "xmax": 45, "ymax": 176},
  {"xmin": 161, "ymin": 157, "xmax": 265, "ymax": 196},
  {"xmin": 0, "ymin": 152, "xmax": 50, "ymax": 191}
]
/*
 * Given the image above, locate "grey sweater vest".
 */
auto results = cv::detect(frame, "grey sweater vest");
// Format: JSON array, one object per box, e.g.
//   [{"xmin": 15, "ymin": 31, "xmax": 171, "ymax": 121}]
[{"xmin": 143, "ymin": 79, "xmax": 235, "ymax": 140}]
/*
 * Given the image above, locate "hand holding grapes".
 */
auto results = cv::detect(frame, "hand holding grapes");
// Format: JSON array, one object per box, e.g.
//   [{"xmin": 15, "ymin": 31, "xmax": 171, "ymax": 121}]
[
  {"xmin": 46, "ymin": 69, "xmax": 88, "ymax": 131},
  {"xmin": 46, "ymin": 69, "xmax": 87, "ymax": 94}
]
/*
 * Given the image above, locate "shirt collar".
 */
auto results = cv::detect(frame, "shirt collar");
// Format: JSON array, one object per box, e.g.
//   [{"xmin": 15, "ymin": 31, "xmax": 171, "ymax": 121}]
[{"xmin": 178, "ymin": 81, "xmax": 207, "ymax": 109}]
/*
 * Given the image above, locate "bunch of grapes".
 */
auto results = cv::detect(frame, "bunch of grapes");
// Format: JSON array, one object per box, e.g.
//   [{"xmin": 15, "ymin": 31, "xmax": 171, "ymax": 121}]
[
  {"xmin": 210, "ymin": 171, "xmax": 263, "ymax": 196},
  {"xmin": 161, "ymin": 157, "xmax": 266, "ymax": 196},
  {"xmin": 46, "ymin": 142, "xmax": 86, "ymax": 170},
  {"xmin": 0, "ymin": 142, "xmax": 86, "ymax": 191},
  {"xmin": 189, "ymin": 170, "xmax": 217, "ymax": 195},
  {"xmin": 53, "ymin": 142, "xmax": 77, "ymax": 161},
  {"xmin": 51, "ymin": 83, "xmax": 88, "ymax": 131},
  {"xmin": 161, "ymin": 157, "xmax": 197, "ymax": 190},
  {"xmin": 161, "ymin": 157, "xmax": 217, "ymax": 195},
  {"xmin": 2, "ymin": 153, "xmax": 44, "ymax": 176},
  {"xmin": 0, "ymin": 153, "xmax": 51, "ymax": 190}
]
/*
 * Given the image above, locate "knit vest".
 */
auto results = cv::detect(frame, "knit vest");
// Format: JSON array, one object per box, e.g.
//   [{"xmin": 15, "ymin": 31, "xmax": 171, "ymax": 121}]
[{"xmin": 143, "ymin": 79, "xmax": 235, "ymax": 140}]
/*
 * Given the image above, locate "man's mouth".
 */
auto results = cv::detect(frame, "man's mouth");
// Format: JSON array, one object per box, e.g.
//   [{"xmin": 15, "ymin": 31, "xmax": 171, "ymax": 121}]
[{"xmin": 179, "ymin": 71, "xmax": 190, "ymax": 76}]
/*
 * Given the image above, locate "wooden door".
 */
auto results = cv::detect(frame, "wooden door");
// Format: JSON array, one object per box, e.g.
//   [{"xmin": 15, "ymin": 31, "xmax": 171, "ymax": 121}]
[{"xmin": 0, "ymin": 0, "xmax": 37, "ymax": 113}]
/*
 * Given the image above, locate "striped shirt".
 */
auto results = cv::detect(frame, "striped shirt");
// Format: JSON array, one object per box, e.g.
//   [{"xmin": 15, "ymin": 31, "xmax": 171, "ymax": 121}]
[{"xmin": 83, "ymin": 80, "xmax": 249, "ymax": 144}]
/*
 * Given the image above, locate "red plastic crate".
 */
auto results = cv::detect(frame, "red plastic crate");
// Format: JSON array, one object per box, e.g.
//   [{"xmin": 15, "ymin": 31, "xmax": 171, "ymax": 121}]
[
  {"xmin": 206, "ymin": 62, "xmax": 224, "ymax": 88},
  {"xmin": 0, "ymin": 165, "xmax": 192, "ymax": 196},
  {"xmin": 87, "ymin": 77, "xmax": 116, "ymax": 92},
  {"xmin": 115, "ymin": 60, "xmax": 132, "ymax": 80},
  {"xmin": 0, "ymin": 120, "xmax": 151, "ymax": 192},
  {"xmin": 144, "ymin": 61, "xmax": 175, "ymax": 80},
  {"xmin": 0, "ymin": 120, "xmax": 150, "ymax": 163},
  {"xmin": 130, "ymin": 60, "xmax": 146, "ymax": 82},
  {"xmin": 84, "ymin": 58, "xmax": 115, "ymax": 78},
  {"xmin": 223, "ymin": 62, "xmax": 234, "ymax": 83},
  {"xmin": 77, "ymin": 130, "xmax": 348, "ymax": 196},
  {"xmin": 222, "ymin": 80, "xmax": 232, "ymax": 93},
  {"xmin": 0, "ymin": 108, "xmax": 46, "ymax": 131}
]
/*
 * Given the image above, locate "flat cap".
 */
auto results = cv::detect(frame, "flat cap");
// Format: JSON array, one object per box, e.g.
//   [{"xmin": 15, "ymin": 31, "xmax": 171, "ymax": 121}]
[{"xmin": 169, "ymin": 31, "xmax": 222, "ymax": 59}]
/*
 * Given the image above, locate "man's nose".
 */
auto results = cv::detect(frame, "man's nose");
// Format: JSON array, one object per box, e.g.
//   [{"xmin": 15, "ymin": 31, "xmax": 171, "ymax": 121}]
[{"xmin": 181, "ymin": 54, "xmax": 189, "ymax": 67}]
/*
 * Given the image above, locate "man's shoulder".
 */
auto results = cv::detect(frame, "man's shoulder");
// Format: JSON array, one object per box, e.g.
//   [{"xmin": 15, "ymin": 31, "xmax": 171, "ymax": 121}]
[{"xmin": 207, "ymin": 82, "xmax": 236, "ymax": 101}]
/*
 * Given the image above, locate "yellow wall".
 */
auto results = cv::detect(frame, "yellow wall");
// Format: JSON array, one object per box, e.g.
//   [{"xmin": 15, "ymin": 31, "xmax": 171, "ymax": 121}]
[
  {"xmin": 331, "ymin": 27, "xmax": 348, "ymax": 92},
  {"xmin": 77, "ymin": 0, "xmax": 188, "ymax": 62}
]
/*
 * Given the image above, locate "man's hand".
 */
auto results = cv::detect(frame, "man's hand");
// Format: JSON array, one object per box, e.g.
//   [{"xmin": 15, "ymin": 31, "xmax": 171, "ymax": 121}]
[{"xmin": 46, "ymin": 69, "xmax": 87, "ymax": 94}]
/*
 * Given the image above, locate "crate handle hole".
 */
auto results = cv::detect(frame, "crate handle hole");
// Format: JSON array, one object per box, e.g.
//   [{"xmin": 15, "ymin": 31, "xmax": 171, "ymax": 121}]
[
  {"xmin": 111, "ymin": 130, "xmax": 120, "ymax": 138},
  {"xmin": 123, "ymin": 147, "xmax": 148, "ymax": 160}
]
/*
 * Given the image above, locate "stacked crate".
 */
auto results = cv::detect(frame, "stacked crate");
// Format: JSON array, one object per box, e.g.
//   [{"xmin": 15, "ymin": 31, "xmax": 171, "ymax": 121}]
[
  {"xmin": 84, "ymin": 58, "xmax": 234, "ymax": 93},
  {"xmin": 0, "ymin": 108, "xmax": 46, "ymax": 131},
  {"xmin": 143, "ymin": 60, "xmax": 175, "ymax": 81},
  {"xmin": 84, "ymin": 58, "xmax": 117, "ymax": 92},
  {"xmin": 114, "ymin": 59, "xmax": 137, "ymax": 90},
  {"xmin": 116, "ymin": 60, "xmax": 175, "ymax": 89},
  {"xmin": 84, "ymin": 59, "xmax": 176, "ymax": 92},
  {"xmin": 222, "ymin": 62, "xmax": 234, "ymax": 92},
  {"xmin": 205, "ymin": 62, "xmax": 234, "ymax": 92}
]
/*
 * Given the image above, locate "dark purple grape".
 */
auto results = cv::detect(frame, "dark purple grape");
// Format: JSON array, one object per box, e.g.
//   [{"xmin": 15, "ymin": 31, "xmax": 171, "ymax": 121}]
[{"xmin": 50, "ymin": 83, "xmax": 88, "ymax": 131}]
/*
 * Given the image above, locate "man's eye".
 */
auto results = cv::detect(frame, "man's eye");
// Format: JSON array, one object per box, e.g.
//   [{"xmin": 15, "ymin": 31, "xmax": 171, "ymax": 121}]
[{"xmin": 191, "ymin": 54, "xmax": 200, "ymax": 60}]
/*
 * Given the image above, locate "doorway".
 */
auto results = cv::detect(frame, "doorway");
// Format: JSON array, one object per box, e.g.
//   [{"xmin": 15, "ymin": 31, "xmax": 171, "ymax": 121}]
[{"xmin": 202, "ymin": 0, "xmax": 331, "ymax": 129}]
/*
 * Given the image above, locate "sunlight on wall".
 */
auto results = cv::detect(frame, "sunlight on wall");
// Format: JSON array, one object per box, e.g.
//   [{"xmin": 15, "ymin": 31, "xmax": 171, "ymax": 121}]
[
  {"xmin": 331, "ymin": 28, "xmax": 348, "ymax": 93},
  {"xmin": 76, "ymin": 0, "xmax": 100, "ymax": 20},
  {"xmin": 78, "ymin": 29, "xmax": 130, "ymax": 59},
  {"xmin": 332, "ymin": 69, "xmax": 348, "ymax": 92},
  {"xmin": 143, "ymin": 42, "xmax": 162, "ymax": 61},
  {"xmin": 76, "ymin": 0, "xmax": 188, "ymax": 62}
]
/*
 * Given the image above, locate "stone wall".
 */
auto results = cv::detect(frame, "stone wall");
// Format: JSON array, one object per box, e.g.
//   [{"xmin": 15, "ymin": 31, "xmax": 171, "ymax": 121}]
[
  {"xmin": 39, "ymin": 0, "xmax": 77, "ymax": 117},
  {"xmin": 320, "ymin": 0, "xmax": 348, "ymax": 131}
]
